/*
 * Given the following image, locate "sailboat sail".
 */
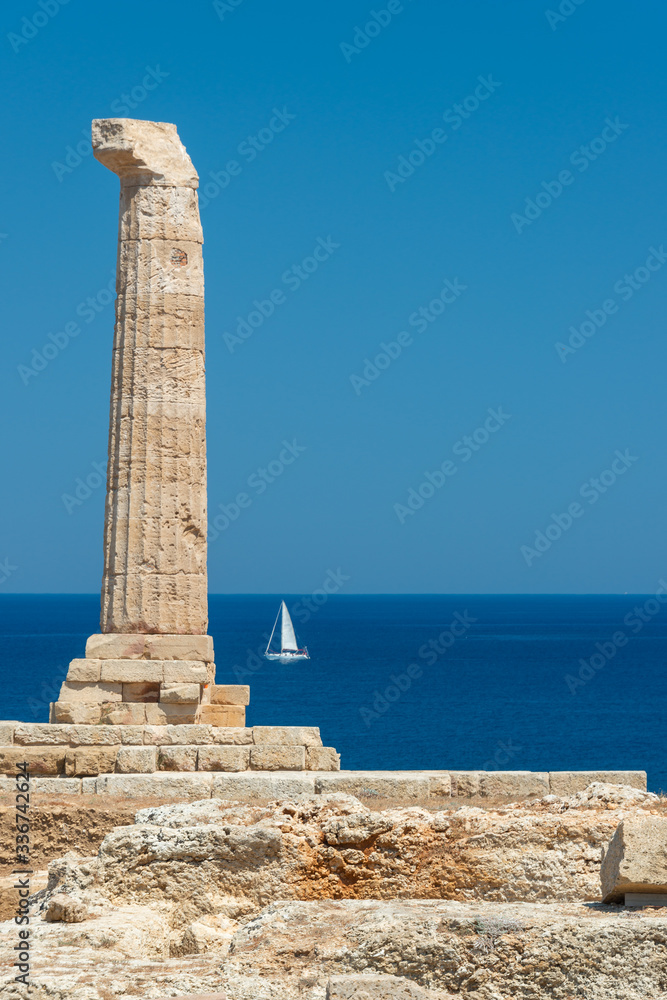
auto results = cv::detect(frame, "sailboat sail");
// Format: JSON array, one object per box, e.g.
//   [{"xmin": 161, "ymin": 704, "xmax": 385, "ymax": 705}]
[{"xmin": 280, "ymin": 602, "xmax": 298, "ymax": 651}]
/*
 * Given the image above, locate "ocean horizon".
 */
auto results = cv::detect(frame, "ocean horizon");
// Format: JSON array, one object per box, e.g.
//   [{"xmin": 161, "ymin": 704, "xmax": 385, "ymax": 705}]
[{"xmin": 1, "ymin": 593, "xmax": 665, "ymax": 792}]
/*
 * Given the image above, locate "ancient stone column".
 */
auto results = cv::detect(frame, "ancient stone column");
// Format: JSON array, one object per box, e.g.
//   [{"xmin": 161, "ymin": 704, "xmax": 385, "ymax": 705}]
[
  {"xmin": 51, "ymin": 119, "xmax": 248, "ymax": 728},
  {"xmin": 93, "ymin": 117, "xmax": 207, "ymax": 635}
]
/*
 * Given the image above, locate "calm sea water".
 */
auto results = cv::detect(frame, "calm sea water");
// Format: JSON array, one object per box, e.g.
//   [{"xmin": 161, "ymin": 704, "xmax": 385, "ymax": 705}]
[{"xmin": 1, "ymin": 594, "xmax": 665, "ymax": 792}]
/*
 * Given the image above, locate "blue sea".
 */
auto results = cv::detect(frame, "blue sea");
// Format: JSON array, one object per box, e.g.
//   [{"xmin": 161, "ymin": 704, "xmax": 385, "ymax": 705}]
[{"xmin": 1, "ymin": 594, "xmax": 665, "ymax": 792}]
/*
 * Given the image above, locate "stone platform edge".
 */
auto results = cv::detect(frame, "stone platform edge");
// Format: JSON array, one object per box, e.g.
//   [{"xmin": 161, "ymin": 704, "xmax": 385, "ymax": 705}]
[{"xmin": 0, "ymin": 766, "xmax": 647, "ymax": 800}]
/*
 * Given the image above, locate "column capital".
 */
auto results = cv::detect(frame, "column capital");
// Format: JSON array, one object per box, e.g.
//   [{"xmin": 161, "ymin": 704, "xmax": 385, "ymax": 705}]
[{"xmin": 92, "ymin": 118, "xmax": 199, "ymax": 188}]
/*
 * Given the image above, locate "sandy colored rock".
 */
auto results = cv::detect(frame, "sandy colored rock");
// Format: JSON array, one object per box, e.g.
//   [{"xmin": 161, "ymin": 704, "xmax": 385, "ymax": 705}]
[
  {"xmin": 162, "ymin": 661, "xmax": 209, "ymax": 684},
  {"xmin": 198, "ymin": 746, "xmax": 250, "ymax": 772},
  {"xmin": 142, "ymin": 724, "xmax": 215, "ymax": 745},
  {"xmin": 210, "ymin": 685, "xmax": 250, "ymax": 706},
  {"xmin": 94, "ymin": 771, "xmax": 213, "ymax": 798},
  {"xmin": 448, "ymin": 771, "xmax": 482, "ymax": 796},
  {"xmin": 314, "ymin": 773, "xmax": 431, "ymax": 800},
  {"xmin": 66, "ymin": 658, "xmax": 102, "ymax": 682},
  {"xmin": 85, "ymin": 633, "xmax": 147, "ymax": 659},
  {"xmin": 145, "ymin": 633, "xmax": 214, "ymax": 661},
  {"xmin": 479, "ymin": 771, "xmax": 549, "ymax": 799},
  {"xmin": 116, "ymin": 746, "xmax": 157, "ymax": 773},
  {"xmin": 250, "ymin": 746, "xmax": 305, "ymax": 771},
  {"xmin": 209, "ymin": 727, "xmax": 254, "ymax": 745},
  {"xmin": 65, "ymin": 747, "xmax": 119, "ymax": 777},
  {"xmin": 601, "ymin": 816, "xmax": 667, "ymax": 902},
  {"xmin": 160, "ymin": 683, "xmax": 200, "ymax": 704},
  {"xmin": 157, "ymin": 745, "xmax": 198, "ymax": 771},
  {"xmin": 53, "ymin": 702, "xmax": 102, "ymax": 725},
  {"xmin": 58, "ymin": 681, "xmax": 123, "ymax": 704},
  {"xmin": 0, "ymin": 723, "xmax": 15, "ymax": 745},
  {"xmin": 122, "ymin": 681, "xmax": 160, "ymax": 702},
  {"xmin": 44, "ymin": 893, "xmax": 88, "ymax": 923},
  {"xmin": 550, "ymin": 770, "xmax": 647, "ymax": 796},
  {"xmin": 252, "ymin": 726, "xmax": 322, "ymax": 746},
  {"xmin": 306, "ymin": 747, "xmax": 340, "ymax": 771},
  {"xmin": 146, "ymin": 703, "xmax": 198, "ymax": 725},
  {"xmin": 199, "ymin": 705, "xmax": 245, "ymax": 727},
  {"xmin": 327, "ymin": 974, "xmax": 442, "ymax": 999},
  {"xmin": 99, "ymin": 660, "xmax": 164, "ymax": 683},
  {"xmin": 0, "ymin": 747, "xmax": 65, "ymax": 775}
]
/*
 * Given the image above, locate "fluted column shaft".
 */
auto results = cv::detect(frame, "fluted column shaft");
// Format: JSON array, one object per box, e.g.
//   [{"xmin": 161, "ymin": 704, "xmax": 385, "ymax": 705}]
[{"xmin": 93, "ymin": 119, "xmax": 207, "ymax": 634}]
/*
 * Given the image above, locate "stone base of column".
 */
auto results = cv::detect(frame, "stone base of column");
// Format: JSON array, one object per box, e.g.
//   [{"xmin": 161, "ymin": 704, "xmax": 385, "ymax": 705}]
[{"xmin": 50, "ymin": 634, "xmax": 249, "ymax": 727}]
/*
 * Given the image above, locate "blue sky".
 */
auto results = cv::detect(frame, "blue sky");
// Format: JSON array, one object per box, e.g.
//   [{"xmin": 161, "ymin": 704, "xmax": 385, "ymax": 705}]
[{"xmin": 2, "ymin": 0, "xmax": 667, "ymax": 595}]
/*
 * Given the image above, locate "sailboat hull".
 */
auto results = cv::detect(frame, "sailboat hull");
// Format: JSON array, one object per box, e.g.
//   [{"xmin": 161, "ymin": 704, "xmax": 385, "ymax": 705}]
[{"xmin": 264, "ymin": 650, "xmax": 310, "ymax": 662}]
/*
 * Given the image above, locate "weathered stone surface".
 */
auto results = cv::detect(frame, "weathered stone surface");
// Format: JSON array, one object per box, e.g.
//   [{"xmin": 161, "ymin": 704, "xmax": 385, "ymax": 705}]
[
  {"xmin": 53, "ymin": 702, "xmax": 102, "ymax": 725},
  {"xmin": 252, "ymin": 726, "xmax": 322, "ymax": 746},
  {"xmin": 101, "ymin": 703, "xmax": 148, "ymax": 726},
  {"xmin": 209, "ymin": 727, "xmax": 254, "ymax": 745},
  {"xmin": 162, "ymin": 661, "xmax": 208, "ymax": 684},
  {"xmin": 142, "ymin": 724, "xmax": 214, "ymax": 745},
  {"xmin": 306, "ymin": 747, "xmax": 340, "ymax": 771},
  {"xmin": 58, "ymin": 681, "xmax": 123, "ymax": 704},
  {"xmin": 45, "ymin": 893, "xmax": 88, "ymax": 923},
  {"xmin": 314, "ymin": 772, "xmax": 431, "ymax": 800},
  {"xmin": 66, "ymin": 658, "xmax": 102, "ymax": 682},
  {"xmin": 601, "ymin": 817, "xmax": 667, "ymax": 902},
  {"xmin": 199, "ymin": 706, "xmax": 245, "ymax": 727},
  {"xmin": 122, "ymin": 682, "xmax": 160, "ymax": 702},
  {"xmin": 99, "ymin": 660, "xmax": 164, "ymax": 683},
  {"xmin": 157, "ymin": 746, "xmax": 198, "ymax": 771},
  {"xmin": 210, "ymin": 685, "xmax": 250, "ymax": 706},
  {"xmin": 146, "ymin": 703, "xmax": 198, "ymax": 726},
  {"xmin": 160, "ymin": 683, "xmax": 200, "ymax": 704},
  {"xmin": 448, "ymin": 771, "xmax": 482, "ymax": 797},
  {"xmin": 86, "ymin": 633, "xmax": 147, "ymax": 659},
  {"xmin": 198, "ymin": 746, "xmax": 250, "ymax": 772},
  {"xmin": 327, "ymin": 974, "xmax": 437, "ymax": 1000},
  {"xmin": 478, "ymin": 771, "xmax": 549, "ymax": 799},
  {"xmin": 0, "ymin": 723, "xmax": 15, "ymax": 745},
  {"xmin": 94, "ymin": 771, "xmax": 213, "ymax": 798},
  {"xmin": 250, "ymin": 746, "xmax": 305, "ymax": 771},
  {"xmin": 31, "ymin": 776, "xmax": 82, "ymax": 794},
  {"xmin": 550, "ymin": 771, "xmax": 647, "ymax": 796},
  {"xmin": 93, "ymin": 118, "xmax": 207, "ymax": 636},
  {"xmin": 0, "ymin": 747, "xmax": 65, "ymax": 775},
  {"xmin": 145, "ymin": 634, "xmax": 213, "ymax": 661},
  {"xmin": 427, "ymin": 772, "xmax": 453, "ymax": 798},
  {"xmin": 65, "ymin": 747, "xmax": 119, "ymax": 777},
  {"xmin": 118, "ymin": 725, "xmax": 146, "ymax": 745},
  {"xmin": 116, "ymin": 746, "xmax": 157, "ymax": 774},
  {"xmin": 211, "ymin": 772, "xmax": 316, "ymax": 799}
]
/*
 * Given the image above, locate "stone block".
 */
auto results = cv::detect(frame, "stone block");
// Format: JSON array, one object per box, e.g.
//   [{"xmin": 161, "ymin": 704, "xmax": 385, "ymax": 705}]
[
  {"xmin": 53, "ymin": 703, "xmax": 102, "ymax": 725},
  {"xmin": 306, "ymin": 747, "xmax": 340, "ymax": 771},
  {"xmin": 478, "ymin": 771, "xmax": 549, "ymax": 800},
  {"xmin": 448, "ymin": 771, "xmax": 482, "ymax": 797},
  {"xmin": 101, "ymin": 703, "xmax": 148, "ymax": 726},
  {"xmin": 142, "ymin": 725, "xmax": 214, "ymax": 745},
  {"xmin": 31, "ymin": 777, "xmax": 82, "ymax": 795},
  {"xmin": 70, "ymin": 725, "xmax": 123, "ymax": 746},
  {"xmin": 250, "ymin": 746, "xmax": 305, "ymax": 771},
  {"xmin": 314, "ymin": 772, "xmax": 431, "ymax": 800},
  {"xmin": 211, "ymin": 772, "xmax": 316, "ymax": 799},
  {"xmin": 210, "ymin": 685, "xmax": 250, "ymax": 706},
  {"xmin": 13, "ymin": 724, "xmax": 73, "ymax": 746},
  {"xmin": 119, "ymin": 725, "xmax": 146, "ymax": 745},
  {"xmin": 601, "ymin": 817, "xmax": 667, "ymax": 903},
  {"xmin": 426, "ymin": 772, "xmax": 452, "ymax": 798},
  {"xmin": 0, "ymin": 747, "xmax": 66, "ymax": 775},
  {"xmin": 327, "ymin": 975, "xmax": 435, "ymax": 1000},
  {"xmin": 252, "ymin": 726, "xmax": 322, "ymax": 746},
  {"xmin": 160, "ymin": 683, "xmax": 200, "ymax": 704},
  {"xmin": 116, "ymin": 746, "xmax": 157, "ymax": 774},
  {"xmin": 99, "ymin": 660, "xmax": 164, "ymax": 683},
  {"xmin": 198, "ymin": 746, "xmax": 250, "ymax": 772},
  {"xmin": 94, "ymin": 772, "xmax": 213, "ymax": 798},
  {"xmin": 122, "ymin": 682, "xmax": 160, "ymax": 703},
  {"xmin": 58, "ymin": 682, "xmax": 123, "ymax": 704},
  {"xmin": 81, "ymin": 777, "xmax": 97, "ymax": 795},
  {"xmin": 146, "ymin": 703, "xmax": 198, "ymax": 725},
  {"xmin": 86, "ymin": 633, "xmax": 147, "ymax": 659},
  {"xmin": 65, "ymin": 747, "xmax": 119, "ymax": 777},
  {"xmin": 0, "ymin": 723, "xmax": 16, "ymax": 745},
  {"xmin": 66, "ymin": 658, "xmax": 102, "ymax": 682},
  {"xmin": 199, "ymin": 705, "xmax": 245, "ymax": 727},
  {"xmin": 550, "ymin": 771, "xmax": 648, "ymax": 796},
  {"xmin": 209, "ymin": 727, "xmax": 254, "ymax": 745},
  {"xmin": 145, "ymin": 634, "xmax": 214, "ymax": 661},
  {"xmin": 162, "ymin": 661, "xmax": 208, "ymax": 684},
  {"xmin": 157, "ymin": 746, "xmax": 198, "ymax": 771}
]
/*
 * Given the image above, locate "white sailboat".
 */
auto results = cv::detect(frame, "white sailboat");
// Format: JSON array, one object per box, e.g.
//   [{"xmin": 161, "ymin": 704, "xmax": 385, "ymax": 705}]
[{"xmin": 264, "ymin": 601, "xmax": 310, "ymax": 661}]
